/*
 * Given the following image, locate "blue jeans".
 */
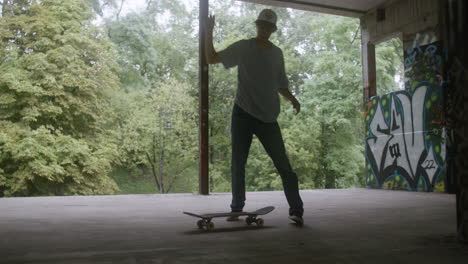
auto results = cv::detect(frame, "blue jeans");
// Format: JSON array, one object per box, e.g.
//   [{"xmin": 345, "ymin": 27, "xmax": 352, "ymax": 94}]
[{"xmin": 230, "ymin": 104, "xmax": 304, "ymax": 217}]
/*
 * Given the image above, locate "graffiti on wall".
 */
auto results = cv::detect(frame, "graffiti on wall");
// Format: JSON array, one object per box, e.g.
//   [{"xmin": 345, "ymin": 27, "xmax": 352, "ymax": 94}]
[{"xmin": 365, "ymin": 42, "xmax": 446, "ymax": 192}]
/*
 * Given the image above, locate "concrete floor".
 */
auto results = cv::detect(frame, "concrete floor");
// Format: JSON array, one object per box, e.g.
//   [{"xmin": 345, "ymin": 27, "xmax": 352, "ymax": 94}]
[{"xmin": 0, "ymin": 188, "xmax": 467, "ymax": 264}]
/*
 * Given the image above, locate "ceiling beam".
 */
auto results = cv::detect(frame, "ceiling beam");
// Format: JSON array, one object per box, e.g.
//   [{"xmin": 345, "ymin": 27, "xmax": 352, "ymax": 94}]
[
  {"xmin": 237, "ymin": 0, "xmax": 366, "ymax": 17},
  {"xmin": 272, "ymin": 0, "xmax": 365, "ymax": 14}
]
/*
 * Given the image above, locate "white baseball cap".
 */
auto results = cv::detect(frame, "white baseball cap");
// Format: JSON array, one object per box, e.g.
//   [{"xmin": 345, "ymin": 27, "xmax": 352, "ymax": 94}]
[{"xmin": 255, "ymin": 9, "xmax": 277, "ymax": 30}]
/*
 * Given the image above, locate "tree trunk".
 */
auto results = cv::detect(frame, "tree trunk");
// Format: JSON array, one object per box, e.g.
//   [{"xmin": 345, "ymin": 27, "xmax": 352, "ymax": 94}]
[
  {"xmin": 325, "ymin": 172, "xmax": 336, "ymax": 189},
  {"xmin": 209, "ymin": 126, "xmax": 214, "ymax": 164},
  {"xmin": 147, "ymin": 132, "xmax": 161, "ymax": 191},
  {"xmin": 318, "ymin": 120, "xmax": 336, "ymax": 189},
  {"xmin": 146, "ymin": 151, "xmax": 160, "ymax": 190},
  {"xmin": 158, "ymin": 145, "xmax": 165, "ymax": 193},
  {"xmin": 116, "ymin": 0, "xmax": 124, "ymax": 21}
]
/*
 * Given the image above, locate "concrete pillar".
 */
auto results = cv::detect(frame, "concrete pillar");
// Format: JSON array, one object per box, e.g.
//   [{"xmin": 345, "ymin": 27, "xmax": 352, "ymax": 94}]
[
  {"xmin": 199, "ymin": 0, "xmax": 209, "ymax": 195},
  {"xmin": 443, "ymin": 0, "xmax": 468, "ymax": 243},
  {"xmin": 454, "ymin": 59, "xmax": 468, "ymax": 243},
  {"xmin": 451, "ymin": 0, "xmax": 468, "ymax": 243}
]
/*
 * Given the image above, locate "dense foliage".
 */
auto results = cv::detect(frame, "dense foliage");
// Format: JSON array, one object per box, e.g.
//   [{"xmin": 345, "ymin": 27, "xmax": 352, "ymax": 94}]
[
  {"xmin": 0, "ymin": 0, "xmax": 402, "ymax": 196},
  {"xmin": 0, "ymin": 0, "xmax": 120, "ymax": 196}
]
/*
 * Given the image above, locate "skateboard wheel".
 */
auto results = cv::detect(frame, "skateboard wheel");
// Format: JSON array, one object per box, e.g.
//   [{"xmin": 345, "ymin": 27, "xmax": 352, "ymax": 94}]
[
  {"xmin": 197, "ymin": 220, "xmax": 205, "ymax": 229},
  {"xmin": 256, "ymin": 218, "xmax": 264, "ymax": 227},
  {"xmin": 245, "ymin": 217, "xmax": 253, "ymax": 225},
  {"xmin": 206, "ymin": 222, "xmax": 215, "ymax": 230}
]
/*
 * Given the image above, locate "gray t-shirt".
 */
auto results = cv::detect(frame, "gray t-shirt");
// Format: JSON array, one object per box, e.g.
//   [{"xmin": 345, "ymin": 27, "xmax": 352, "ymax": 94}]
[{"xmin": 218, "ymin": 38, "xmax": 289, "ymax": 122}]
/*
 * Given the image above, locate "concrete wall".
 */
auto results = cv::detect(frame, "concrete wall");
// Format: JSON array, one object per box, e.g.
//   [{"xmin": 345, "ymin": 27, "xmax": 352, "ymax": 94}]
[
  {"xmin": 361, "ymin": 0, "xmax": 440, "ymax": 45},
  {"xmin": 360, "ymin": 0, "xmax": 440, "ymax": 99},
  {"xmin": 364, "ymin": 41, "xmax": 446, "ymax": 192},
  {"xmin": 361, "ymin": 0, "xmax": 448, "ymax": 192}
]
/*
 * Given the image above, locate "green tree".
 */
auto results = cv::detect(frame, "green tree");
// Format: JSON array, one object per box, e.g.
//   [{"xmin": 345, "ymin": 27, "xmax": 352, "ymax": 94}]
[
  {"xmin": 86, "ymin": 0, "xmax": 121, "ymax": 17},
  {"xmin": 104, "ymin": 0, "xmax": 197, "ymax": 91},
  {"xmin": 0, "ymin": 0, "xmax": 120, "ymax": 196},
  {"xmin": 100, "ymin": 1, "xmax": 199, "ymax": 193},
  {"xmin": 298, "ymin": 14, "xmax": 364, "ymax": 188},
  {"xmin": 376, "ymin": 38, "xmax": 404, "ymax": 94},
  {"xmin": 113, "ymin": 79, "xmax": 198, "ymax": 193},
  {"xmin": 104, "ymin": 1, "xmax": 396, "ymax": 193},
  {"xmin": 207, "ymin": 8, "xmax": 366, "ymax": 191},
  {"xmin": 105, "ymin": 12, "xmax": 188, "ymax": 91}
]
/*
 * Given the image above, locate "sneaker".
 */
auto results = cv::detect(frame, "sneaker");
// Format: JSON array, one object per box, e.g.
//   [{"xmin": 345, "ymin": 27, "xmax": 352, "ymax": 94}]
[{"xmin": 288, "ymin": 215, "xmax": 304, "ymax": 226}]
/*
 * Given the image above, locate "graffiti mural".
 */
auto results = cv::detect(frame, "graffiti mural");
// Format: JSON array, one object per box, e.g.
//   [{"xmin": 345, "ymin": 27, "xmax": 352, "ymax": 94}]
[{"xmin": 365, "ymin": 42, "xmax": 446, "ymax": 192}]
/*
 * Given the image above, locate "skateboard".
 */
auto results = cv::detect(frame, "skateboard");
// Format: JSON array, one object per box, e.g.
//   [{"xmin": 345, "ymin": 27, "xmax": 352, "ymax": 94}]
[{"xmin": 183, "ymin": 206, "xmax": 275, "ymax": 231}]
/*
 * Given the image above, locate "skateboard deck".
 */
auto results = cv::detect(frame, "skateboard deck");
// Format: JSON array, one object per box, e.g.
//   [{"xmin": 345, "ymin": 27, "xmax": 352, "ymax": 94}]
[{"xmin": 183, "ymin": 206, "xmax": 275, "ymax": 231}]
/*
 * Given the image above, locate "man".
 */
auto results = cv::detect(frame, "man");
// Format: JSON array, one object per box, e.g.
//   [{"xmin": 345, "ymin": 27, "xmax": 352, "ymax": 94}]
[{"xmin": 205, "ymin": 9, "xmax": 304, "ymax": 225}]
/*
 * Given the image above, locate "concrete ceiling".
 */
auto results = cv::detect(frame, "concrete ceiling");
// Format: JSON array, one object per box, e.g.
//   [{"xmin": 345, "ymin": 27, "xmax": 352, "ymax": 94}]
[{"xmin": 236, "ymin": 0, "xmax": 390, "ymax": 18}]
